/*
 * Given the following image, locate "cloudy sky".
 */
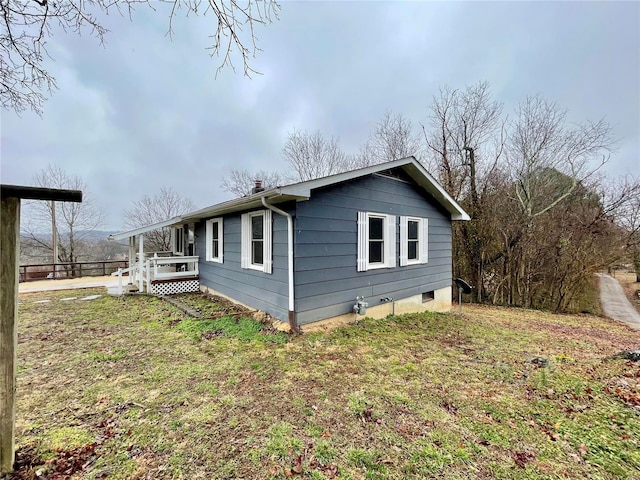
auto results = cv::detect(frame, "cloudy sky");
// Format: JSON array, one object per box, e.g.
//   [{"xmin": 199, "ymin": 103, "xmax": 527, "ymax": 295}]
[{"xmin": 2, "ymin": 1, "xmax": 638, "ymax": 230}]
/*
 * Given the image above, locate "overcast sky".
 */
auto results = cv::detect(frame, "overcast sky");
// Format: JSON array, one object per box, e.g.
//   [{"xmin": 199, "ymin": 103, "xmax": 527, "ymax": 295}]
[{"xmin": 2, "ymin": 1, "xmax": 638, "ymax": 230}]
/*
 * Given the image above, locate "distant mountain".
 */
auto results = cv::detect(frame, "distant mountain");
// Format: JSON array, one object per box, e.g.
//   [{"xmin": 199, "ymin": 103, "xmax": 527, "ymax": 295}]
[{"xmin": 21, "ymin": 230, "xmax": 120, "ymax": 242}]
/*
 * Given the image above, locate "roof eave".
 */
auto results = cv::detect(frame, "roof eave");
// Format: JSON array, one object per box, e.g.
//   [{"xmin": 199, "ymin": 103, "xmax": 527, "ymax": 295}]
[
  {"xmin": 109, "ymin": 157, "xmax": 470, "ymax": 240},
  {"xmin": 180, "ymin": 189, "xmax": 309, "ymax": 223},
  {"xmin": 108, "ymin": 217, "xmax": 183, "ymax": 241}
]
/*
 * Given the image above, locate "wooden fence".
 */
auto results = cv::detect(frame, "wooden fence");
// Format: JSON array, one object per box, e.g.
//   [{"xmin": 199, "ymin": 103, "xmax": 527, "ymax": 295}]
[{"xmin": 19, "ymin": 260, "xmax": 129, "ymax": 282}]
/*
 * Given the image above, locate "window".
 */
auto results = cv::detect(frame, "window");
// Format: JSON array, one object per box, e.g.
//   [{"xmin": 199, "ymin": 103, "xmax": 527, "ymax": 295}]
[
  {"xmin": 205, "ymin": 218, "xmax": 223, "ymax": 263},
  {"xmin": 241, "ymin": 210, "xmax": 272, "ymax": 273},
  {"xmin": 173, "ymin": 226, "xmax": 184, "ymax": 255},
  {"xmin": 187, "ymin": 223, "xmax": 196, "ymax": 256},
  {"xmin": 400, "ymin": 216, "xmax": 428, "ymax": 266},
  {"xmin": 357, "ymin": 212, "xmax": 396, "ymax": 271}
]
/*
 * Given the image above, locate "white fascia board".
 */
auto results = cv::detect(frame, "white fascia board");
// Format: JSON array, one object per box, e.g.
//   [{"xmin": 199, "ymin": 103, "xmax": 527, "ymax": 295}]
[
  {"xmin": 180, "ymin": 190, "xmax": 308, "ymax": 223},
  {"xmin": 277, "ymin": 157, "xmax": 471, "ymax": 221},
  {"xmin": 108, "ymin": 217, "xmax": 183, "ymax": 241}
]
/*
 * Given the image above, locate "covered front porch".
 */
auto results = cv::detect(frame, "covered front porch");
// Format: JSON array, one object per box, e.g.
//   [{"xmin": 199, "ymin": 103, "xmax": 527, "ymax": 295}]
[{"xmin": 109, "ymin": 219, "xmax": 200, "ymax": 296}]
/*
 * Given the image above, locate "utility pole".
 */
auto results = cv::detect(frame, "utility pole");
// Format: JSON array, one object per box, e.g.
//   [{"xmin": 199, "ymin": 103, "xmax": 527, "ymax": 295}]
[
  {"xmin": 463, "ymin": 146, "xmax": 481, "ymax": 303},
  {"xmin": 463, "ymin": 146, "xmax": 478, "ymax": 213}
]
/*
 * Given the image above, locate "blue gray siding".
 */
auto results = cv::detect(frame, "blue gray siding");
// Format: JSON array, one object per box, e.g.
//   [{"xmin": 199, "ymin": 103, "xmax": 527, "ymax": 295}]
[
  {"xmin": 293, "ymin": 174, "xmax": 452, "ymax": 325},
  {"xmin": 195, "ymin": 172, "xmax": 453, "ymax": 325},
  {"xmin": 196, "ymin": 210, "xmax": 291, "ymax": 322}
]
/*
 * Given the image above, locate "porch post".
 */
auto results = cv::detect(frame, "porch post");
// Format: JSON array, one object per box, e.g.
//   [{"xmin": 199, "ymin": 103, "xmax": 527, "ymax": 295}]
[
  {"xmin": 138, "ymin": 234, "xmax": 144, "ymax": 292},
  {"xmin": 128, "ymin": 237, "xmax": 135, "ymax": 285}
]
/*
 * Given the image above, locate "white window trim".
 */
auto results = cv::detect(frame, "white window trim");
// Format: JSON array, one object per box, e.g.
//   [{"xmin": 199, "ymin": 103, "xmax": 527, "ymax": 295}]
[
  {"xmin": 357, "ymin": 212, "xmax": 396, "ymax": 272},
  {"xmin": 400, "ymin": 216, "xmax": 428, "ymax": 266},
  {"xmin": 205, "ymin": 217, "xmax": 223, "ymax": 263},
  {"xmin": 173, "ymin": 226, "xmax": 184, "ymax": 255},
  {"xmin": 241, "ymin": 210, "xmax": 272, "ymax": 274}
]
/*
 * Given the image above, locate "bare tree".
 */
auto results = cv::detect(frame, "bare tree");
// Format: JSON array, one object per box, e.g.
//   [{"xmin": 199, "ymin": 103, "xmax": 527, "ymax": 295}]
[
  {"xmin": 123, "ymin": 187, "xmax": 196, "ymax": 251},
  {"xmin": 507, "ymin": 95, "xmax": 614, "ymax": 219},
  {"xmin": 484, "ymin": 97, "xmax": 614, "ymax": 310},
  {"xmin": 283, "ymin": 129, "xmax": 348, "ymax": 181},
  {"xmin": 424, "ymin": 82, "xmax": 505, "ymax": 202},
  {"xmin": 355, "ymin": 111, "xmax": 423, "ymax": 168},
  {"xmin": 220, "ymin": 168, "xmax": 286, "ymax": 197},
  {"xmin": 21, "ymin": 165, "xmax": 105, "ymax": 270},
  {"xmin": 600, "ymin": 174, "xmax": 640, "ymax": 281},
  {"xmin": 423, "ymin": 82, "xmax": 505, "ymax": 301},
  {"xmin": 1, "ymin": 0, "xmax": 280, "ymax": 114}
]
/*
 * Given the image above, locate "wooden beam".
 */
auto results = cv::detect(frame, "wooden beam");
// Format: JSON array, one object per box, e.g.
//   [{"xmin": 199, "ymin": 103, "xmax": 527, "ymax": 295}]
[
  {"xmin": 1, "ymin": 185, "xmax": 83, "ymax": 474},
  {"xmin": 0, "ymin": 184, "xmax": 82, "ymax": 202},
  {"xmin": 1, "ymin": 197, "xmax": 20, "ymax": 474}
]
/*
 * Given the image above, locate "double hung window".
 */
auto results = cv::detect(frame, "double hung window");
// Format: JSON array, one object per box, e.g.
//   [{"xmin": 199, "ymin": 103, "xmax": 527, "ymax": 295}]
[
  {"xmin": 241, "ymin": 210, "xmax": 272, "ymax": 273},
  {"xmin": 205, "ymin": 218, "xmax": 223, "ymax": 263},
  {"xmin": 357, "ymin": 212, "xmax": 396, "ymax": 271},
  {"xmin": 400, "ymin": 216, "xmax": 428, "ymax": 266}
]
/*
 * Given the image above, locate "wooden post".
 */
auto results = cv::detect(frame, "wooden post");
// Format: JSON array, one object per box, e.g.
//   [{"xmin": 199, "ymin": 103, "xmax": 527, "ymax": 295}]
[
  {"xmin": 1, "ymin": 185, "xmax": 81, "ymax": 475},
  {"xmin": 51, "ymin": 201, "xmax": 58, "ymax": 279},
  {"xmin": 1, "ymin": 197, "xmax": 20, "ymax": 473}
]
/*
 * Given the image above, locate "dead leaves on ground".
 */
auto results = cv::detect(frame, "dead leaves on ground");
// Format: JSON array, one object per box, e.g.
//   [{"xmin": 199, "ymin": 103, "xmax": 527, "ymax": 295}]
[{"xmin": 268, "ymin": 437, "xmax": 339, "ymax": 479}]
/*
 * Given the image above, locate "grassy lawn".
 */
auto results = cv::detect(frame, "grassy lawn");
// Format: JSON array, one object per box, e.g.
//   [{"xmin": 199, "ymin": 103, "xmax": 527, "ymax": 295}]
[{"xmin": 10, "ymin": 289, "xmax": 640, "ymax": 479}]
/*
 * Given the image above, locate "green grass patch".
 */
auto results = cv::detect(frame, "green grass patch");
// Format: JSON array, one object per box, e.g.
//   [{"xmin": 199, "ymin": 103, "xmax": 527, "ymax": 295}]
[
  {"xmin": 176, "ymin": 315, "xmax": 288, "ymax": 343},
  {"xmin": 87, "ymin": 347, "xmax": 127, "ymax": 362},
  {"xmin": 12, "ymin": 291, "xmax": 640, "ymax": 479}
]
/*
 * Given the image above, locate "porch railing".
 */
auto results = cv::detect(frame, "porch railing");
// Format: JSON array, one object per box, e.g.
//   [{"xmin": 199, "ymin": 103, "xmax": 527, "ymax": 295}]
[
  {"xmin": 146, "ymin": 255, "xmax": 199, "ymax": 282},
  {"xmin": 112, "ymin": 255, "xmax": 199, "ymax": 295},
  {"xmin": 19, "ymin": 260, "xmax": 128, "ymax": 282}
]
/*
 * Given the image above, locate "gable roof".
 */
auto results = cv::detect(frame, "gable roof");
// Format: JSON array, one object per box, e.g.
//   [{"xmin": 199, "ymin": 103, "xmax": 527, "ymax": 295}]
[{"xmin": 110, "ymin": 157, "xmax": 470, "ymax": 241}]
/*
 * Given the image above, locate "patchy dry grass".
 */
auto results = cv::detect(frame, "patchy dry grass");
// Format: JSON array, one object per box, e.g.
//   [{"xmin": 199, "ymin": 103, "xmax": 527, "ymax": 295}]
[{"xmin": 10, "ymin": 289, "xmax": 640, "ymax": 479}]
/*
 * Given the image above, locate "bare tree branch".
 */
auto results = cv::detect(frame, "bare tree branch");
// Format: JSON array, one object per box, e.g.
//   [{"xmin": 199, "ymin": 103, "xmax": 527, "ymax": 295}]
[
  {"xmin": 507, "ymin": 95, "xmax": 614, "ymax": 218},
  {"xmin": 1, "ymin": 0, "xmax": 279, "ymax": 114},
  {"xmin": 20, "ymin": 164, "xmax": 105, "ymax": 265},
  {"xmin": 282, "ymin": 129, "xmax": 349, "ymax": 182},
  {"xmin": 220, "ymin": 168, "xmax": 285, "ymax": 197},
  {"xmin": 123, "ymin": 186, "xmax": 196, "ymax": 251},
  {"xmin": 356, "ymin": 111, "xmax": 422, "ymax": 168}
]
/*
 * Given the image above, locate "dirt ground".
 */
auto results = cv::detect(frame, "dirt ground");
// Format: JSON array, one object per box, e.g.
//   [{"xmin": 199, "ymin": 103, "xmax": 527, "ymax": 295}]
[{"xmin": 18, "ymin": 275, "xmax": 125, "ymax": 293}]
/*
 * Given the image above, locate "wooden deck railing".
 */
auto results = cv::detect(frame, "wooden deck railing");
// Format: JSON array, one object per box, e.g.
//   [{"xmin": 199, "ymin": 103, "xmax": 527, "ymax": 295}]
[
  {"xmin": 19, "ymin": 260, "xmax": 129, "ymax": 282},
  {"xmin": 112, "ymin": 255, "xmax": 199, "ymax": 294}
]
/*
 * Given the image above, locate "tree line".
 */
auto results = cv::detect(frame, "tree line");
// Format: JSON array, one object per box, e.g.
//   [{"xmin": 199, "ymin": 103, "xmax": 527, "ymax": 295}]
[
  {"xmin": 221, "ymin": 81, "xmax": 640, "ymax": 313},
  {"xmin": 20, "ymin": 166, "xmax": 194, "ymax": 267},
  {"xmin": 20, "ymin": 82, "xmax": 639, "ymax": 310}
]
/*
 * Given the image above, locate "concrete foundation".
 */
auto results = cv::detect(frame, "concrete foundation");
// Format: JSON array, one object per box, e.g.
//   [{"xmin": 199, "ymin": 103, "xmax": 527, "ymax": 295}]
[
  {"xmin": 302, "ymin": 286, "xmax": 452, "ymax": 332},
  {"xmin": 201, "ymin": 284, "xmax": 452, "ymax": 333}
]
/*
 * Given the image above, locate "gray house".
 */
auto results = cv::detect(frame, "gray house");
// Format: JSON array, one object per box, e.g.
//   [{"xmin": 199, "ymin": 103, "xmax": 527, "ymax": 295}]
[{"xmin": 110, "ymin": 157, "xmax": 470, "ymax": 331}]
